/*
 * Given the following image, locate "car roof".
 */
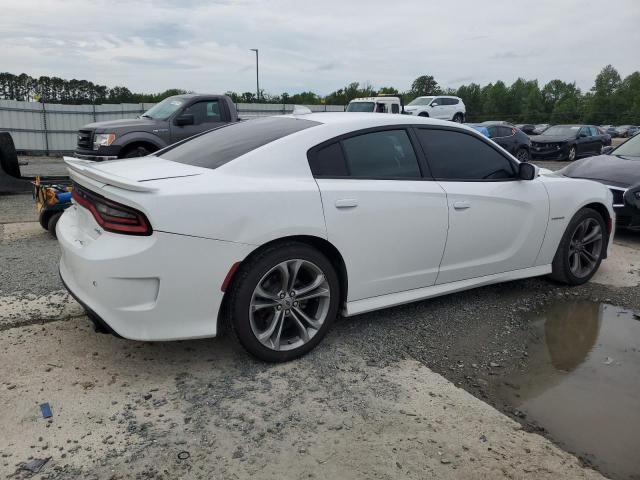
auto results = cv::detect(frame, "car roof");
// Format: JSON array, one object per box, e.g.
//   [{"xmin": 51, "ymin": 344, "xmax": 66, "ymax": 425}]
[{"xmin": 280, "ymin": 112, "xmax": 468, "ymax": 129}]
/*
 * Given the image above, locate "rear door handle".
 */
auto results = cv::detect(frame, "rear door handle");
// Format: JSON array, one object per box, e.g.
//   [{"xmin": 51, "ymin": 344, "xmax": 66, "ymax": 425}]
[
  {"xmin": 335, "ymin": 199, "xmax": 358, "ymax": 209},
  {"xmin": 453, "ymin": 201, "xmax": 471, "ymax": 210}
]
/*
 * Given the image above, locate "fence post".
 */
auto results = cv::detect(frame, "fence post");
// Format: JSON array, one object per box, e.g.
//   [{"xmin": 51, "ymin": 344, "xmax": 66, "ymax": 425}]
[
  {"xmin": 92, "ymin": 102, "xmax": 97, "ymax": 122},
  {"xmin": 41, "ymin": 102, "xmax": 50, "ymax": 156}
]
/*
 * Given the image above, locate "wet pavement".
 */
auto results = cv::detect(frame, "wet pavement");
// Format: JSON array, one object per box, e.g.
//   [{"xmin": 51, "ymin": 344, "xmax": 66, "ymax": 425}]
[{"xmin": 495, "ymin": 301, "xmax": 640, "ymax": 480}]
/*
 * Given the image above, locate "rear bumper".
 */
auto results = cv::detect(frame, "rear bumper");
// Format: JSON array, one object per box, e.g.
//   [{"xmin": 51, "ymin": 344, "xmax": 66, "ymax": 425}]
[{"xmin": 57, "ymin": 205, "xmax": 254, "ymax": 341}]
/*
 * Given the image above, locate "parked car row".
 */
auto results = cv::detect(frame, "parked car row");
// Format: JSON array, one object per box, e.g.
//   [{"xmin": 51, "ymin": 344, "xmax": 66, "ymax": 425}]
[
  {"xmin": 601, "ymin": 125, "xmax": 640, "ymax": 138},
  {"xmin": 346, "ymin": 95, "xmax": 467, "ymax": 122}
]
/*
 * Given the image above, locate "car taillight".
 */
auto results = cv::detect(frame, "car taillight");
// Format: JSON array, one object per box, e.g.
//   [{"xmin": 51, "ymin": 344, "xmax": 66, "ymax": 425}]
[{"xmin": 72, "ymin": 183, "xmax": 152, "ymax": 236}]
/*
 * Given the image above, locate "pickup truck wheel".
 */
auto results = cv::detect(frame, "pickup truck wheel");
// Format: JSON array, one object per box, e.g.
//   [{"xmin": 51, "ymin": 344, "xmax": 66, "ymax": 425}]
[
  {"xmin": 122, "ymin": 146, "xmax": 151, "ymax": 159},
  {"xmin": 452, "ymin": 113, "xmax": 464, "ymax": 123}
]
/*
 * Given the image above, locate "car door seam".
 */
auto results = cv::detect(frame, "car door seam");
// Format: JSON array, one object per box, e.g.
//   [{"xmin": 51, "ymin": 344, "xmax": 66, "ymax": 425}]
[{"xmin": 433, "ymin": 182, "xmax": 450, "ymax": 285}]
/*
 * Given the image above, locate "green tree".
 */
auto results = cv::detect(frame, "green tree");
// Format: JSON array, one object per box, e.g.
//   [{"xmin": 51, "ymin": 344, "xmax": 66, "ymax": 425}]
[{"xmin": 409, "ymin": 75, "xmax": 441, "ymax": 99}]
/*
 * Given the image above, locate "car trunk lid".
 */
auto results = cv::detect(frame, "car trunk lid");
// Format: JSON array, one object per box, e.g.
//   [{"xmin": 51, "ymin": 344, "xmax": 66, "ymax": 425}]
[{"xmin": 63, "ymin": 156, "xmax": 204, "ymax": 192}]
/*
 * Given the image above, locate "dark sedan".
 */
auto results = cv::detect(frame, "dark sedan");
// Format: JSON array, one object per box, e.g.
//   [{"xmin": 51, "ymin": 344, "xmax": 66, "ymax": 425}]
[
  {"xmin": 530, "ymin": 125, "xmax": 608, "ymax": 161},
  {"xmin": 516, "ymin": 124, "xmax": 537, "ymax": 135},
  {"xmin": 559, "ymin": 133, "xmax": 640, "ymax": 229},
  {"xmin": 481, "ymin": 122, "xmax": 531, "ymax": 161}
]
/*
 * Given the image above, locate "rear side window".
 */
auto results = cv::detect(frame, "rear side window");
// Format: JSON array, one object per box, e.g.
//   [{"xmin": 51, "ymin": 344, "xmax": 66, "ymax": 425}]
[
  {"xmin": 309, "ymin": 142, "xmax": 349, "ymax": 176},
  {"xmin": 341, "ymin": 130, "xmax": 421, "ymax": 178},
  {"xmin": 415, "ymin": 128, "xmax": 516, "ymax": 181},
  {"xmin": 391, "ymin": 104, "xmax": 400, "ymax": 114},
  {"xmin": 449, "ymin": 98, "xmax": 459, "ymax": 105},
  {"xmin": 308, "ymin": 129, "xmax": 421, "ymax": 179},
  {"xmin": 159, "ymin": 117, "xmax": 320, "ymax": 169}
]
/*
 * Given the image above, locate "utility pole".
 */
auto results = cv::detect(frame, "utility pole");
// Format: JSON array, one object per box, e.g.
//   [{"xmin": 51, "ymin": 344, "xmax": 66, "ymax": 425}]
[{"xmin": 250, "ymin": 49, "xmax": 259, "ymax": 101}]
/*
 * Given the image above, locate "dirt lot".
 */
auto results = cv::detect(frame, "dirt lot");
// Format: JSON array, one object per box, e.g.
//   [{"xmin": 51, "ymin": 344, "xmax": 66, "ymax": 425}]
[{"xmin": 1, "ymin": 158, "xmax": 639, "ymax": 479}]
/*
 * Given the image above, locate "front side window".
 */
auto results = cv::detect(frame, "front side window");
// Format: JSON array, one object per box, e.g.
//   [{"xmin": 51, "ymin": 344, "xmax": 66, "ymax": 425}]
[
  {"xmin": 542, "ymin": 126, "xmax": 579, "ymax": 137},
  {"xmin": 415, "ymin": 128, "xmax": 516, "ymax": 180},
  {"xmin": 589, "ymin": 126, "xmax": 600, "ymax": 136},
  {"xmin": 391, "ymin": 104, "xmax": 400, "ymax": 114},
  {"xmin": 182, "ymin": 101, "xmax": 222, "ymax": 125},
  {"xmin": 340, "ymin": 130, "xmax": 421, "ymax": 178}
]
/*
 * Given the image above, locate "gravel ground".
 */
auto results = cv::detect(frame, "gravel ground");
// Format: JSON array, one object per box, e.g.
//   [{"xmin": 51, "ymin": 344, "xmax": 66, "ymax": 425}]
[{"xmin": 1, "ymin": 176, "xmax": 639, "ymax": 478}]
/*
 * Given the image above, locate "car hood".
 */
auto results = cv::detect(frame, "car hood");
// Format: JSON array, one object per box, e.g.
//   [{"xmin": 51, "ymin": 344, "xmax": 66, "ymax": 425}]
[
  {"xmin": 530, "ymin": 135, "xmax": 575, "ymax": 143},
  {"xmin": 558, "ymin": 154, "xmax": 640, "ymax": 188},
  {"xmin": 82, "ymin": 117, "xmax": 161, "ymax": 132}
]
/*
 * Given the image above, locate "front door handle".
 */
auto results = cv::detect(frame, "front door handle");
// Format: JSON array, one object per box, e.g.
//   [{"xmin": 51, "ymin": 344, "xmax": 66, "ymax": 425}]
[
  {"xmin": 453, "ymin": 201, "xmax": 471, "ymax": 210},
  {"xmin": 335, "ymin": 199, "xmax": 358, "ymax": 209}
]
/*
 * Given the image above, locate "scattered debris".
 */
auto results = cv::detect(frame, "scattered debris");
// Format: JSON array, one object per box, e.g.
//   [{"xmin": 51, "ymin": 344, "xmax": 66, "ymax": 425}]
[
  {"xmin": 18, "ymin": 457, "xmax": 51, "ymax": 474},
  {"xmin": 603, "ymin": 357, "xmax": 614, "ymax": 365},
  {"xmin": 40, "ymin": 402, "xmax": 52, "ymax": 419}
]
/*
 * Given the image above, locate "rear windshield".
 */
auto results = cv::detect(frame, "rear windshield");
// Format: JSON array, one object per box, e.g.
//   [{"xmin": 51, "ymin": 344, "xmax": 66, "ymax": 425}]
[{"xmin": 158, "ymin": 117, "xmax": 320, "ymax": 169}]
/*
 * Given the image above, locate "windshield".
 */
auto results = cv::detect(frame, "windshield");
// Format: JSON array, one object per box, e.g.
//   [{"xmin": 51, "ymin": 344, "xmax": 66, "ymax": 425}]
[
  {"xmin": 346, "ymin": 102, "xmax": 375, "ymax": 112},
  {"xmin": 408, "ymin": 97, "xmax": 434, "ymax": 106},
  {"xmin": 141, "ymin": 96, "xmax": 185, "ymax": 120},
  {"xmin": 541, "ymin": 126, "xmax": 579, "ymax": 137},
  {"xmin": 612, "ymin": 134, "xmax": 640, "ymax": 158}
]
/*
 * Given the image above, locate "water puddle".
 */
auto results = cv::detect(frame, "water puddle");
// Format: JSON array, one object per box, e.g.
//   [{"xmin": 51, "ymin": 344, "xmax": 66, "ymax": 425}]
[{"xmin": 497, "ymin": 301, "xmax": 640, "ymax": 480}]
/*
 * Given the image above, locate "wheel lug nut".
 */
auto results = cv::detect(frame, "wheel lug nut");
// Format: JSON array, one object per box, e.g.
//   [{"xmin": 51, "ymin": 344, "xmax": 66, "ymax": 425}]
[
  {"xmin": 279, "ymin": 292, "xmax": 285, "ymax": 299},
  {"xmin": 285, "ymin": 309, "xmax": 290, "ymax": 315},
  {"xmin": 276, "ymin": 305, "xmax": 282, "ymax": 311},
  {"xmin": 293, "ymin": 301, "xmax": 298, "ymax": 307},
  {"xmin": 290, "ymin": 291, "xmax": 296, "ymax": 297}
]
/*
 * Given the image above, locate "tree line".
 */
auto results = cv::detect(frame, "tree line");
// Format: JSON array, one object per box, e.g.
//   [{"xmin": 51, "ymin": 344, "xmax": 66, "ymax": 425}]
[
  {"xmin": 1, "ymin": 65, "xmax": 638, "ymax": 124},
  {"xmin": 0, "ymin": 72, "xmax": 188, "ymax": 105}
]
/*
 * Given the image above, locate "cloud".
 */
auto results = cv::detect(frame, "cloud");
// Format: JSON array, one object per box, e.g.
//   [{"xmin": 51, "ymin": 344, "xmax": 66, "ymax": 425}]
[{"xmin": 1, "ymin": 0, "xmax": 639, "ymax": 96}]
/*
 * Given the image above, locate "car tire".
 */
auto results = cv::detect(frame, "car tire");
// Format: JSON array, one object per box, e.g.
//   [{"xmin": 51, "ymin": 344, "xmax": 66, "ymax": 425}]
[
  {"xmin": 47, "ymin": 212, "xmax": 63, "ymax": 238},
  {"xmin": 38, "ymin": 210, "xmax": 52, "ymax": 231},
  {"xmin": 550, "ymin": 207, "xmax": 607, "ymax": 285},
  {"xmin": 122, "ymin": 146, "xmax": 151, "ymax": 159},
  {"xmin": 418, "ymin": 112, "xmax": 429, "ymax": 117},
  {"xmin": 452, "ymin": 113, "xmax": 464, "ymax": 123},
  {"xmin": 566, "ymin": 145, "xmax": 577, "ymax": 161},
  {"xmin": 228, "ymin": 241, "xmax": 340, "ymax": 362},
  {"xmin": 515, "ymin": 148, "xmax": 529, "ymax": 162}
]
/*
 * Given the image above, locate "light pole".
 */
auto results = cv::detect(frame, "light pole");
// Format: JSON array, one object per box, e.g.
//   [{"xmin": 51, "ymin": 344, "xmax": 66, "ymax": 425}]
[{"xmin": 250, "ymin": 48, "xmax": 259, "ymax": 102}]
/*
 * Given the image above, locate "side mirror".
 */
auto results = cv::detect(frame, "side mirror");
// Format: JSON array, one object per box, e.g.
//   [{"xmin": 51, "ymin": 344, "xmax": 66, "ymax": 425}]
[
  {"xmin": 431, "ymin": 102, "xmax": 439, "ymax": 107},
  {"xmin": 602, "ymin": 146, "xmax": 614, "ymax": 155},
  {"xmin": 175, "ymin": 113, "xmax": 194, "ymax": 126},
  {"xmin": 579, "ymin": 132, "xmax": 588, "ymax": 138},
  {"xmin": 518, "ymin": 162, "xmax": 536, "ymax": 180}
]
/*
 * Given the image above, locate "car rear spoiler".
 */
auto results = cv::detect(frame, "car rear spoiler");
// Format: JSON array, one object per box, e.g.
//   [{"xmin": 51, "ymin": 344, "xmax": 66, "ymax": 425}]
[{"xmin": 63, "ymin": 157, "xmax": 158, "ymax": 192}]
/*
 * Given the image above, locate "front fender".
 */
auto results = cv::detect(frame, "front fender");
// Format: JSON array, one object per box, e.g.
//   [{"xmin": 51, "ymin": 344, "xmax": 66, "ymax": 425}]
[
  {"xmin": 113, "ymin": 131, "xmax": 167, "ymax": 150},
  {"xmin": 535, "ymin": 176, "xmax": 614, "ymax": 266}
]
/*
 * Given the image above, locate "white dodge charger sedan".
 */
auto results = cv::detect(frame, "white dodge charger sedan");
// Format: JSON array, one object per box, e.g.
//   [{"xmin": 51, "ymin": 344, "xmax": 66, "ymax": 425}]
[{"xmin": 59, "ymin": 113, "xmax": 614, "ymax": 362}]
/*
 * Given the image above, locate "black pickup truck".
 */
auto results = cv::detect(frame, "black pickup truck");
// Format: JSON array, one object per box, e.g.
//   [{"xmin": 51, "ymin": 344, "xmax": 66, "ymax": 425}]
[{"xmin": 75, "ymin": 94, "xmax": 239, "ymax": 161}]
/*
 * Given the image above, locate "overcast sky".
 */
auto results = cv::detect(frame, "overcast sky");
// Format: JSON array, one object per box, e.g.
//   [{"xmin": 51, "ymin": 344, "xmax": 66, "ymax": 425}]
[{"xmin": 1, "ymin": 0, "xmax": 639, "ymax": 96}]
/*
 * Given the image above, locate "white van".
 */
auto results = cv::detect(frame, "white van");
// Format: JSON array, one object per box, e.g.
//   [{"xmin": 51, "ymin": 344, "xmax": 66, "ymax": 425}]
[{"xmin": 346, "ymin": 96, "xmax": 403, "ymax": 114}]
